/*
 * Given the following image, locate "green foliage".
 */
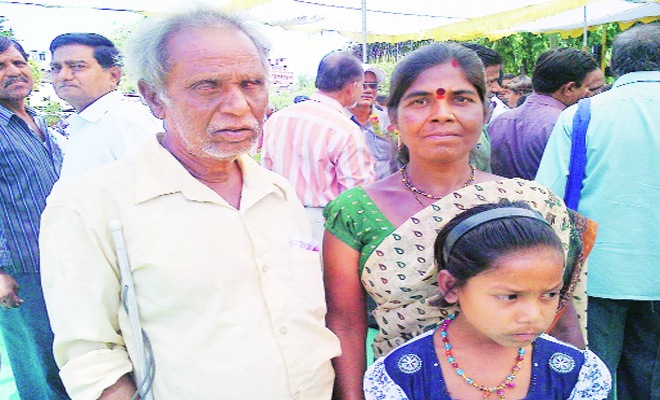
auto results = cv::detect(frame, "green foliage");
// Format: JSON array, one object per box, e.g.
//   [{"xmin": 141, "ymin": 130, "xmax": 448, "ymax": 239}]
[
  {"xmin": 475, "ymin": 24, "xmax": 622, "ymax": 75},
  {"xmin": 28, "ymin": 59, "xmax": 44, "ymax": 88},
  {"xmin": 110, "ymin": 23, "xmax": 140, "ymax": 94},
  {"xmin": 31, "ymin": 96, "xmax": 67, "ymax": 127},
  {"xmin": 348, "ymin": 23, "xmax": 623, "ymax": 78},
  {"xmin": 0, "ymin": 17, "xmax": 14, "ymax": 38}
]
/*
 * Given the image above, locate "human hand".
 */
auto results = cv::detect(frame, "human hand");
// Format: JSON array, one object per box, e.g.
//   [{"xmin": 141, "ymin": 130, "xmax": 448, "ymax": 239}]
[{"xmin": 0, "ymin": 270, "xmax": 23, "ymax": 309}]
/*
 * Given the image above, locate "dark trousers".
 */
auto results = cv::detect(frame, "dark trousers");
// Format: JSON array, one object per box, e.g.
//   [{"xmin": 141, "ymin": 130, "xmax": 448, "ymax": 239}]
[
  {"xmin": 587, "ymin": 296, "xmax": 660, "ymax": 400},
  {"xmin": 0, "ymin": 273, "xmax": 69, "ymax": 399}
]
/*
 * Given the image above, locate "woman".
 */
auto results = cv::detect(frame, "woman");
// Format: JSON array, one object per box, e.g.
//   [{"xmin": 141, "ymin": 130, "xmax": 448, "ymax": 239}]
[{"xmin": 323, "ymin": 43, "xmax": 592, "ymax": 399}]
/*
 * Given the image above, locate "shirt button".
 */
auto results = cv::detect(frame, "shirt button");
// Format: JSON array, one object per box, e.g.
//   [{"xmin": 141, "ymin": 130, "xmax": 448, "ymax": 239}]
[
  {"xmin": 280, "ymin": 326, "xmax": 288, "ymax": 335},
  {"xmin": 261, "ymin": 264, "xmax": 269, "ymax": 273},
  {"xmin": 293, "ymin": 391, "xmax": 301, "ymax": 399}
]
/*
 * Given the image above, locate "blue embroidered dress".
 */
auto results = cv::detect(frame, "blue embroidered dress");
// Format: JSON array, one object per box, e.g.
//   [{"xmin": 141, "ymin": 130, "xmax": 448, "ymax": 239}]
[{"xmin": 364, "ymin": 331, "xmax": 610, "ymax": 400}]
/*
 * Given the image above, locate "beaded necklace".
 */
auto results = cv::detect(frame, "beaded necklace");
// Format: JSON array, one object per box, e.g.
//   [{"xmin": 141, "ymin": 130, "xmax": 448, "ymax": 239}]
[
  {"xmin": 440, "ymin": 314, "xmax": 525, "ymax": 399},
  {"xmin": 400, "ymin": 164, "xmax": 476, "ymax": 206}
]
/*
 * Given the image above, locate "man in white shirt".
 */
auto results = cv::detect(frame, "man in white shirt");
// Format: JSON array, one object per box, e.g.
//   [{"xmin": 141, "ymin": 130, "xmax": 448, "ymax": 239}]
[
  {"xmin": 40, "ymin": 7, "xmax": 340, "ymax": 399},
  {"xmin": 49, "ymin": 33, "xmax": 161, "ymax": 179}
]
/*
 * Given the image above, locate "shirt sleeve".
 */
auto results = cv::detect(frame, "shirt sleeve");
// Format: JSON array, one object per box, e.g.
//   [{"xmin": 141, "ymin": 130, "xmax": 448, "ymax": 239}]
[
  {"xmin": 364, "ymin": 359, "xmax": 411, "ymax": 400},
  {"xmin": 332, "ymin": 127, "xmax": 375, "ymax": 191},
  {"xmin": 567, "ymin": 350, "xmax": 612, "ymax": 400},
  {"xmin": 323, "ymin": 189, "xmax": 364, "ymax": 251},
  {"xmin": 40, "ymin": 199, "xmax": 133, "ymax": 399},
  {"xmin": 535, "ymin": 107, "xmax": 577, "ymax": 197}
]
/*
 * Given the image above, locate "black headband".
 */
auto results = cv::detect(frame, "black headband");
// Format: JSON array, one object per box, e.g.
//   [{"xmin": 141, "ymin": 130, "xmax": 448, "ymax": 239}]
[{"xmin": 442, "ymin": 208, "xmax": 551, "ymax": 265}]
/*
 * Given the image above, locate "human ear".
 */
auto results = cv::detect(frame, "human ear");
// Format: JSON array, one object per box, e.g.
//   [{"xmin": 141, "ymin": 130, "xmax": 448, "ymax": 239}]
[
  {"xmin": 438, "ymin": 270, "xmax": 460, "ymax": 304},
  {"xmin": 139, "ymin": 80, "xmax": 166, "ymax": 120},
  {"xmin": 561, "ymin": 82, "xmax": 576, "ymax": 97},
  {"xmin": 108, "ymin": 66, "xmax": 122, "ymax": 86}
]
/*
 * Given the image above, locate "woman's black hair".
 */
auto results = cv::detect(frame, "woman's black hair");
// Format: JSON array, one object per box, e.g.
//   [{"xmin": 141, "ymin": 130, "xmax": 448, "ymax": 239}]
[
  {"xmin": 387, "ymin": 42, "xmax": 487, "ymax": 120},
  {"xmin": 432, "ymin": 200, "xmax": 564, "ymax": 307}
]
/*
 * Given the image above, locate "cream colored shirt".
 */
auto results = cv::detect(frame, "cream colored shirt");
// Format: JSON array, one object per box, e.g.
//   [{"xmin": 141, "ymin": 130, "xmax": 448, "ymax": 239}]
[{"xmin": 40, "ymin": 137, "xmax": 340, "ymax": 399}]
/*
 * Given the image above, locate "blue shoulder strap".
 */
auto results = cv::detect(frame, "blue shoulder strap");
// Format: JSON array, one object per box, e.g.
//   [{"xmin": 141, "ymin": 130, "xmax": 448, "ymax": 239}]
[{"xmin": 564, "ymin": 98, "xmax": 591, "ymax": 210}]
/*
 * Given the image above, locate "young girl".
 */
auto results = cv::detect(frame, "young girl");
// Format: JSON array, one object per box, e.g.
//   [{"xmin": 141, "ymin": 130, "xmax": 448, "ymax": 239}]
[{"xmin": 363, "ymin": 201, "xmax": 611, "ymax": 400}]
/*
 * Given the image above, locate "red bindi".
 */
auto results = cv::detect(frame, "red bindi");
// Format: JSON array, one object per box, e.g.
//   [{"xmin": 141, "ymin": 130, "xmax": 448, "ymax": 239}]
[
  {"xmin": 451, "ymin": 59, "xmax": 459, "ymax": 68},
  {"xmin": 436, "ymin": 88, "xmax": 446, "ymax": 99}
]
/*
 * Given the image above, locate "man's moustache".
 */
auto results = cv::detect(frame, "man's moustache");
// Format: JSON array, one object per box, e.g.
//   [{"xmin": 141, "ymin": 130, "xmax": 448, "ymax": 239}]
[{"xmin": 3, "ymin": 77, "xmax": 29, "ymax": 88}]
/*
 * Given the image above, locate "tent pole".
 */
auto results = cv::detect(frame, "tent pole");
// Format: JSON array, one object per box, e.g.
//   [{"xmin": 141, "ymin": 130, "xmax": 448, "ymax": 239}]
[
  {"xmin": 582, "ymin": 6, "xmax": 588, "ymax": 50},
  {"xmin": 362, "ymin": 0, "xmax": 367, "ymax": 63},
  {"xmin": 601, "ymin": 24, "xmax": 607, "ymax": 72}
]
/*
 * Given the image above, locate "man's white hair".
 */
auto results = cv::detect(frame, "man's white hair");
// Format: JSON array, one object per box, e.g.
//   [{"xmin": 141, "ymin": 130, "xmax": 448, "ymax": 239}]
[{"xmin": 126, "ymin": 5, "xmax": 271, "ymax": 104}]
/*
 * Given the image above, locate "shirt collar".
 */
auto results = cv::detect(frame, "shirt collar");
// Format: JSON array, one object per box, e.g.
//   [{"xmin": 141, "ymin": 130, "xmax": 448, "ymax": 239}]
[
  {"xmin": 134, "ymin": 135, "xmax": 288, "ymax": 208},
  {"xmin": 310, "ymin": 92, "xmax": 353, "ymax": 118},
  {"xmin": 71, "ymin": 90, "xmax": 123, "ymax": 124},
  {"xmin": 0, "ymin": 104, "xmax": 39, "ymax": 127},
  {"xmin": 613, "ymin": 71, "xmax": 660, "ymax": 88},
  {"xmin": 525, "ymin": 93, "xmax": 567, "ymax": 110}
]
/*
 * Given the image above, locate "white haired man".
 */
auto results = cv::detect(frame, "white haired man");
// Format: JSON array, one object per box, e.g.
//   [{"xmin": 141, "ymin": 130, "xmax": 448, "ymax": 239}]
[{"xmin": 40, "ymin": 7, "xmax": 339, "ymax": 399}]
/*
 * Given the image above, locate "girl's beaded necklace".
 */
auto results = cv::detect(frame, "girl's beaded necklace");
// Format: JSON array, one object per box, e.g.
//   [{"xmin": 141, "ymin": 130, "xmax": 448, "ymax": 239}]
[{"xmin": 440, "ymin": 314, "xmax": 525, "ymax": 399}]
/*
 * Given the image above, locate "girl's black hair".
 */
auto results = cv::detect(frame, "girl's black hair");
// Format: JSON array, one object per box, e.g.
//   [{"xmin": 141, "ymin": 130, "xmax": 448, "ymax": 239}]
[{"xmin": 432, "ymin": 200, "xmax": 564, "ymax": 307}]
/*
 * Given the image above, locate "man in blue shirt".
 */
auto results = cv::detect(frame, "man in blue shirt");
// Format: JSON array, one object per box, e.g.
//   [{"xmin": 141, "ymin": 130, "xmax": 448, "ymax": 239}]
[
  {"xmin": 0, "ymin": 37, "xmax": 69, "ymax": 399},
  {"xmin": 536, "ymin": 23, "xmax": 660, "ymax": 400}
]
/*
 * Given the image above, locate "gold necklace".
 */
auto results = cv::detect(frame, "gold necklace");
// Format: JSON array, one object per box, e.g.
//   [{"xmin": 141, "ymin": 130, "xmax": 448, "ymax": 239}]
[{"xmin": 400, "ymin": 164, "xmax": 476, "ymax": 205}]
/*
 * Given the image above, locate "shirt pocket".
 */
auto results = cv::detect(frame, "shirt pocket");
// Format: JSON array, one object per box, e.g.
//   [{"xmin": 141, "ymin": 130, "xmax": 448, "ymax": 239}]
[{"xmin": 289, "ymin": 248, "xmax": 327, "ymax": 320}]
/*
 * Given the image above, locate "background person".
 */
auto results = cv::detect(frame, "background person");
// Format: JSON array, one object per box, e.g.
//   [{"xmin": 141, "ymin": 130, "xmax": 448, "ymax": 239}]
[
  {"xmin": 0, "ymin": 37, "xmax": 69, "ymax": 400},
  {"xmin": 323, "ymin": 42, "xmax": 590, "ymax": 399},
  {"xmin": 262, "ymin": 51, "xmax": 374, "ymax": 242},
  {"xmin": 461, "ymin": 43, "xmax": 507, "ymax": 173},
  {"xmin": 502, "ymin": 74, "xmax": 532, "ymax": 108},
  {"xmin": 488, "ymin": 48, "xmax": 600, "ymax": 180},
  {"xmin": 536, "ymin": 23, "xmax": 660, "ymax": 400},
  {"xmin": 348, "ymin": 64, "xmax": 398, "ymax": 180},
  {"xmin": 49, "ymin": 32, "xmax": 161, "ymax": 180},
  {"xmin": 40, "ymin": 8, "xmax": 339, "ymax": 399}
]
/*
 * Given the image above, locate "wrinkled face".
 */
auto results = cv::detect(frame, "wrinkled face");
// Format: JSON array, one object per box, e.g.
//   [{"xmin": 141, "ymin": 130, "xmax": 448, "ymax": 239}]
[
  {"xmin": 50, "ymin": 44, "xmax": 120, "ymax": 112},
  {"xmin": 150, "ymin": 26, "xmax": 268, "ymax": 162},
  {"xmin": 356, "ymin": 71, "xmax": 378, "ymax": 108},
  {"xmin": 393, "ymin": 62, "xmax": 485, "ymax": 165},
  {"xmin": 451, "ymin": 245, "xmax": 564, "ymax": 348},
  {"xmin": 484, "ymin": 64, "xmax": 503, "ymax": 96},
  {"xmin": 0, "ymin": 46, "xmax": 34, "ymax": 102}
]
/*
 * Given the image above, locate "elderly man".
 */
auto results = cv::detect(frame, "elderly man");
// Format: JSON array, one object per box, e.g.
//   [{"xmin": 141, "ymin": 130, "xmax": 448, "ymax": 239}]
[
  {"xmin": 537, "ymin": 23, "xmax": 660, "ymax": 400},
  {"xmin": 40, "ymin": 8, "xmax": 340, "ymax": 399},
  {"xmin": 49, "ymin": 33, "xmax": 161, "ymax": 179},
  {"xmin": 488, "ymin": 47, "xmax": 600, "ymax": 180},
  {"xmin": 261, "ymin": 51, "xmax": 374, "ymax": 241},
  {"xmin": 0, "ymin": 37, "xmax": 69, "ymax": 399},
  {"xmin": 348, "ymin": 64, "xmax": 398, "ymax": 180}
]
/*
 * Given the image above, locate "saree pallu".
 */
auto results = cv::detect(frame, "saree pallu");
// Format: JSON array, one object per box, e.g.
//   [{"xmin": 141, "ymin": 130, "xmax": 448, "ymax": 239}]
[{"xmin": 325, "ymin": 179, "xmax": 592, "ymax": 358}]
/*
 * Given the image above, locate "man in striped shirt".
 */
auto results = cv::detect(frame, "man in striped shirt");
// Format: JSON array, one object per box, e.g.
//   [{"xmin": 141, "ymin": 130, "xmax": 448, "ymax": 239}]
[
  {"xmin": 0, "ymin": 37, "xmax": 69, "ymax": 399},
  {"xmin": 262, "ymin": 51, "xmax": 375, "ymax": 241}
]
